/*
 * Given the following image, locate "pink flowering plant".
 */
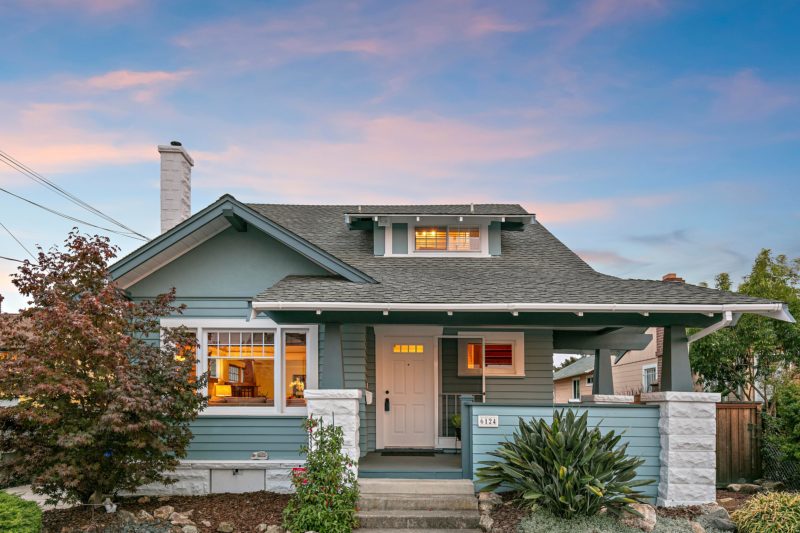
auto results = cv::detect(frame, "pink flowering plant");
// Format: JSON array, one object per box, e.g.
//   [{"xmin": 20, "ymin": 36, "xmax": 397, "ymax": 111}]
[{"xmin": 283, "ymin": 416, "xmax": 359, "ymax": 533}]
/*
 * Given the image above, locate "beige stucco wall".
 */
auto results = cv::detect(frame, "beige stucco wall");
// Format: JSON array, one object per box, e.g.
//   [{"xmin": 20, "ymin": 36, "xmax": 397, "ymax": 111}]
[{"xmin": 554, "ymin": 373, "xmax": 593, "ymax": 403}]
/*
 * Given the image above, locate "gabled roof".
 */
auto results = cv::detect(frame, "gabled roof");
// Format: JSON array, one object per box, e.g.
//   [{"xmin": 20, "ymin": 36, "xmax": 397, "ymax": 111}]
[
  {"xmin": 109, "ymin": 196, "xmax": 375, "ymax": 288},
  {"xmin": 553, "ymin": 355, "xmax": 595, "ymax": 381}
]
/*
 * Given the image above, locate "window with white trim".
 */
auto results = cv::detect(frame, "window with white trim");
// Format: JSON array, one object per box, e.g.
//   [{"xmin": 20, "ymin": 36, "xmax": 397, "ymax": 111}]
[
  {"xmin": 457, "ymin": 331, "xmax": 525, "ymax": 377},
  {"xmin": 572, "ymin": 378, "xmax": 580, "ymax": 400},
  {"xmin": 642, "ymin": 365, "xmax": 658, "ymax": 393},
  {"xmin": 414, "ymin": 226, "xmax": 480, "ymax": 252},
  {"xmin": 586, "ymin": 376, "xmax": 594, "ymax": 386},
  {"xmin": 161, "ymin": 319, "xmax": 317, "ymax": 415}
]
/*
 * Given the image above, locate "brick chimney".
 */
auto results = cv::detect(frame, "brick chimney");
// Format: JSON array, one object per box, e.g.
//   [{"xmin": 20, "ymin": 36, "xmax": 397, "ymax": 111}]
[
  {"xmin": 662, "ymin": 272, "xmax": 685, "ymax": 283},
  {"xmin": 158, "ymin": 141, "xmax": 193, "ymax": 233}
]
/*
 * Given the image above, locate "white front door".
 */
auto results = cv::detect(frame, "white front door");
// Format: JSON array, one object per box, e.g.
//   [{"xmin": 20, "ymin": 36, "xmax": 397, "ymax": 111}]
[{"xmin": 380, "ymin": 336, "xmax": 435, "ymax": 448}]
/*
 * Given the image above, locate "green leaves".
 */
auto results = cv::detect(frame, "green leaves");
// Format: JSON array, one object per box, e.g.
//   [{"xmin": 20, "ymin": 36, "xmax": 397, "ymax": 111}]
[
  {"xmin": 283, "ymin": 417, "xmax": 359, "ymax": 533},
  {"xmin": 476, "ymin": 409, "xmax": 654, "ymax": 519}
]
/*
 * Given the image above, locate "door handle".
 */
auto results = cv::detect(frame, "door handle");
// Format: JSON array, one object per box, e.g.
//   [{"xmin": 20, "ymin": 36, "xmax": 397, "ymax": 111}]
[{"xmin": 384, "ymin": 397, "xmax": 390, "ymax": 412}]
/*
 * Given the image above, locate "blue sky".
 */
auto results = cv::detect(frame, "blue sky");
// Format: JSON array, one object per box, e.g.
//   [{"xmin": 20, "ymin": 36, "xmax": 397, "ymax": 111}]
[{"xmin": 1, "ymin": 0, "xmax": 799, "ymax": 312}]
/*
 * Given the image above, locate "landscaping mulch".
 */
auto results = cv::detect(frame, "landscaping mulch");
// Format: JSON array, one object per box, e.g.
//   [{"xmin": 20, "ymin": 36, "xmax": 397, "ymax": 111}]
[
  {"xmin": 43, "ymin": 491, "xmax": 291, "ymax": 533},
  {"xmin": 715, "ymin": 489, "xmax": 755, "ymax": 514},
  {"xmin": 488, "ymin": 492, "xmax": 529, "ymax": 533},
  {"xmin": 656, "ymin": 505, "xmax": 702, "ymax": 521}
]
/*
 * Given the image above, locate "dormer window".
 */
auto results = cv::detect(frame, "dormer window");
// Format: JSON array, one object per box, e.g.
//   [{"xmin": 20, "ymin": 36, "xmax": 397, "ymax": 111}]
[{"xmin": 414, "ymin": 226, "xmax": 480, "ymax": 252}]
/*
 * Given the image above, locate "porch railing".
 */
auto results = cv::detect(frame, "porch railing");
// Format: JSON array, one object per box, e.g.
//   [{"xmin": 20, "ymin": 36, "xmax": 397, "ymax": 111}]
[{"xmin": 440, "ymin": 393, "xmax": 482, "ymax": 438}]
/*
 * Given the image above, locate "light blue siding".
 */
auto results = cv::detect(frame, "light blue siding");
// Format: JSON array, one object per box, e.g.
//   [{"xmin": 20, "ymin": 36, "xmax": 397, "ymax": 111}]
[
  {"xmin": 488, "ymin": 221, "xmax": 501, "ymax": 256},
  {"xmin": 392, "ymin": 223, "xmax": 408, "ymax": 254},
  {"xmin": 187, "ymin": 416, "xmax": 307, "ymax": 460},
  {"xmin": 373, "ymin": 224, "xmax": 386, "ymax": 256},
  {"xmin": 469, "ymin": 403, "xmax": 660, "ymax": 500},
  {"xmin": 128, "ymin": 226, "xmax": 329, "ymax": 299}
]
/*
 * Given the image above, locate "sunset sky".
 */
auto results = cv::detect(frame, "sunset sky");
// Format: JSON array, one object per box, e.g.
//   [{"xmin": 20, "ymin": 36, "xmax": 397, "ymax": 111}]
[{"xmin": 1, "ymin": 0, "xmax": 799, "ymax": 311}]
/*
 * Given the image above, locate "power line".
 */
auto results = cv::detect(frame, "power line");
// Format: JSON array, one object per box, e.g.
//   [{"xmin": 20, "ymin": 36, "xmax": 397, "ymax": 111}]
[
  {"xmin": 0, "ymin": 221, "xmax": 35, "ymax": 260},
  {"xmin": 0, "ymin": 186, "xmax": 148, "ymax": 241},
  {"xmin": 0, "ymin": 149, "xmax": 150, "ymax": 240},
  {"xmin": 0, "ymin": 255, "xmax": 24, "ymax": 263}
]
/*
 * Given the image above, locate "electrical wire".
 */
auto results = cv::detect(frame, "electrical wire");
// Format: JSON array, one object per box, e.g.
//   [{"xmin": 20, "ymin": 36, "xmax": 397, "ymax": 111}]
[
  {"xmin": 0, "ymin": 221, "xmax": 35, "ymax": 260},
  {"xmin": 0, "ymin": 150, "xmax": 150, "ymax": 240},
  {"xmin": 0, "ymin": 186, "xmax": 148, "ymax": 241},
  {"xmin": 0, "ymin": 255, "xmax": 24, "ymax": 263}
]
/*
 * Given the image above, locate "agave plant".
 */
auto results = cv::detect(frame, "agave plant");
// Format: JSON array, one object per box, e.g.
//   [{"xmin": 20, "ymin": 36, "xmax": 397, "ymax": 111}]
[{"xmin": 476, "ymin": 409, "xmax": 653, "ymax": 519}]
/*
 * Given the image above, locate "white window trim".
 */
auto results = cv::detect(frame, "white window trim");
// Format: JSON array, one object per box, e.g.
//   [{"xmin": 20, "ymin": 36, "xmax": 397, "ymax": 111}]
[
  {"xmin": 160, "ymin": 317, "xmax": 318, "ymax": 417},
  {"xmin": 572, "ymin": 378, "xmax": 581, "ymax": 400},
  {"xmin": 456, "ymin": 331, "xmax": 525, "ymax": 377},
  {"xmin": 383, "ymin": 217, "xmax": 491, "ymax": 257},
  {"xmin": 642, "ymin": 364, "xmax": 658, "ymax": 393}
]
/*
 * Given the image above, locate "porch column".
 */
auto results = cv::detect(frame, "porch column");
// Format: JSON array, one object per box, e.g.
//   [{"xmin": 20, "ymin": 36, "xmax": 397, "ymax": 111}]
[
  {"xmin": 591, "ymin": 349, "xmax": 614, "ymax": 394},
  {"xmin": 641, "ymin": 391, "xmax": 720, "ymax": 507},
  {"xmin": 661, "ymin": 326, "xmax": 693, "ymax": 392},
  {"xmin": 304, "ymin": 389, "xmax": 362, "ymax": 465}
]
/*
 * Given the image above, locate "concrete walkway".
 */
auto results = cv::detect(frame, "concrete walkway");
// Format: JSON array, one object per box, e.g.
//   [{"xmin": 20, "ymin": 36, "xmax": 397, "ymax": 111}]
[{"xmin": 4, "ymin": 485, "xmax": 74, "ymax": 511}]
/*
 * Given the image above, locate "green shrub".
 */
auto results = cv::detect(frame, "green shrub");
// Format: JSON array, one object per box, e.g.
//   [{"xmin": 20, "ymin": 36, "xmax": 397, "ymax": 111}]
[
  {"xmin": 0, "ymin": 491, "xmax": 42, "ymax": 533},
  {"xmin": 519, "ymin": 510, "xmax": 703, "ymax": 533},
  {"xmin": 283, "ymin": 416, "xmax": 359, "ymax": 533},
  {"xmin": 773, "ymin": 380, "xmax": 800, "ymax": 461},
  {"xmin": 476, "ymin": 409, "xmax": 653, "ymax": 519},
  {"xmin": 732, "ymin": 491, "xmax": 800, "ymax": 533}
]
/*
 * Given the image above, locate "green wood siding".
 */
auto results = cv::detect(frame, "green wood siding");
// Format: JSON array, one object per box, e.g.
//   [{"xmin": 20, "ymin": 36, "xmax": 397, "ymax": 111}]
[
  {"xmin": 187, "ymin": 416, "xmax": 307, "ymax": 460},
  {"xmin": 440, "ymin": 338, "xmax": 481, "ymax": 395},
  {"xmin": 128, "ymin": 226, "xmax": 328, "ymax": 299},
  {"xmin": 366, "ymin": 327, "xmax": 377, "ymax": 453},
  {"xmin": 485, "ymin": 330, "xmax": 553, "ymax": 403},
  {"xmin": 341, "ymin": 324, "xmax": 368, "ymax": 455},
  {"xmin": 469, "ymin": 403, "xmax": 660, "ymax": 499}
]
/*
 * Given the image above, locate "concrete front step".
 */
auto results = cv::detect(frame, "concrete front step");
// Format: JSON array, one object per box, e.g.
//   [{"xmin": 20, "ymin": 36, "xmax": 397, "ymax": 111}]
[
  {"xmin": 359, "ymin": 478, "xmax": 475, "ymax": 496},
  {"xmin": 356, "ymin": 510, "xmax": 481, "ymax": 530},
  {"xmin": 359, "ymin": 493, "xmax": 478, "ymax": 511}
]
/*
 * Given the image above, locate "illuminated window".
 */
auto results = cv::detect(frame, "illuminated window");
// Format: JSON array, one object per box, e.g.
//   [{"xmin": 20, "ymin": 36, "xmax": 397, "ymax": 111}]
[
  {"xmin": 392, "ymin": 344, "xmax": 425, "ymax": 353},
  {"xmin": 414, "ymin": 226, "xmax": 481, "ymax": 252},
  {"xmin": 458, "ymin": 332, "xmax": 524, "ymax": 377},
  {"xmin": 207, "ymin": 330, "xmax": 276, "ymax": 407},
  {"xmin": 285, "ymin": 332, "xmax": 307, "ymax": 407}
]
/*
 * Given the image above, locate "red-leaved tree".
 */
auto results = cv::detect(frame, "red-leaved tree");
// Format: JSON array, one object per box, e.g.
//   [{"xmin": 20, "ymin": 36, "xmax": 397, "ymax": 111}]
[{"xmin": 0, "ymin": 231, "xmax": 206, "ymax": 504}]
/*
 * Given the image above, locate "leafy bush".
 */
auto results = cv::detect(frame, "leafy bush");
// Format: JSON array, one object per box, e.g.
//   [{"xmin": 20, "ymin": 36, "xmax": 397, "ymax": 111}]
[
  {"xmin": 477, "ymin": 409, "xmax": 653, "ymax": 519},
  {"xmin": 0, "ymin": 491, "xmax": 42, "ymax": 533},
  {"xmin": 732, "ymin": 491, "xmax": 800, "ymax": 533},
  {"xmin": 0, "ymin": 232, "xmax": 207, "ymax": 504},
  {"xmin": 283, "ymin": 416, "xmax": 359, "ymax": 533},
  {"xmin": 519, "ymin": 509, "xmax": 706, "ymax": 533},
  {"xmin": 772, "ymin": 379, "xmax": 800, "ymax": 461}
]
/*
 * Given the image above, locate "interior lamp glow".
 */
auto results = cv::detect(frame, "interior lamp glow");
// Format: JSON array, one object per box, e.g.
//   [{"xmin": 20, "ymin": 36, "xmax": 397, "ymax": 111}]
[{"xmin": 215, "ymin": 384, "xmax": 232, "ymax": 397}]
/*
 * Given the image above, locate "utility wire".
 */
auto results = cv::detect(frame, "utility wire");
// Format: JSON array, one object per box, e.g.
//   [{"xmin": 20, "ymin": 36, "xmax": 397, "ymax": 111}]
[
  {"xmin": 0, "ymin": 150, "xmax": 150, "ymax": 240},
  {"xmin": 0, "ymin": 221, "xmax": 35, "ymax": 260},
  {"xmin": 0, "ymin": 255, "xmax": 24, "ymax": 263},
  {"xmin": 0, "ymin": 186, "xmax": 148, "ymax": 241}
]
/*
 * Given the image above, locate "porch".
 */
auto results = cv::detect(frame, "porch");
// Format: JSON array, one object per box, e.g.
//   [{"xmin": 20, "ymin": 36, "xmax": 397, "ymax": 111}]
[{"xmin": 359, "ymin": 450, "xmax": 462, "ymax": 479}]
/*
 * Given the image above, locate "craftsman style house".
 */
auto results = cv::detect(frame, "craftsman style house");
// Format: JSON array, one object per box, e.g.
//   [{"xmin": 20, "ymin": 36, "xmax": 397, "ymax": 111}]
[{"xmin": 110, "ymin": 143, "xmax": 794, "ymax": 506}]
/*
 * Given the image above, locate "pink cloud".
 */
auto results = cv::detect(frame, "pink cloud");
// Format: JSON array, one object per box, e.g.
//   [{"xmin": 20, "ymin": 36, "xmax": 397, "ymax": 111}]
[
  {"xmin": 175, "ymin": 0, "xmax": 532, "ymax": 67},
  {"xmin": 532, "ymin": 194, "xmax": 676, "ymax": 224},
  {"xmin": 556, "ymin": 0, "xmax": 667, "ymax": 48},
  {"xmin": 702, "ymin": 69, "xmax": 797, "ymax": 120},
  {"xmin": 16, "ymin": 0, "xmax": 140, "ymax": 14},
  {"xmin": 82, "ymin": 70, "xmax": 192, "ymax": 91}
]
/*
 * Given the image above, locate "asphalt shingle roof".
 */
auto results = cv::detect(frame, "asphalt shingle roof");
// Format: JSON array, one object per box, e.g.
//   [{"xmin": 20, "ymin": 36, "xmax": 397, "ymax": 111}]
[
  {"xmin": 553, "ymin": 355, "xmax": 595, "ymax": 381},
  {"xmin": 247, "ymin": 204, "xmax": 772, "ymax": 306}
]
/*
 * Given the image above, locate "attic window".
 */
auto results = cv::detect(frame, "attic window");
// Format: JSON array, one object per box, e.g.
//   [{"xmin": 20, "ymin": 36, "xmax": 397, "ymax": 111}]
[{"xmin": 414, "ymin": 226, "xmax": 480, "ymax": 252}]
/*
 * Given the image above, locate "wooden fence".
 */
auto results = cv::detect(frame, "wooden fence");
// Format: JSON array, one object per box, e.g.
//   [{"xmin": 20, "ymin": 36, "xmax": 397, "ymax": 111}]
[{"xmin": 716, "ymin": 402, "xmax": 761, "ymax": 485}]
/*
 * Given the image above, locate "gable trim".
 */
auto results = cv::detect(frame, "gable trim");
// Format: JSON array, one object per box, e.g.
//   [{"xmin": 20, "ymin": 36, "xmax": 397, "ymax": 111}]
[{"xmin": 110, "ymin": 195, "xmax": 375, "ymax": 288}]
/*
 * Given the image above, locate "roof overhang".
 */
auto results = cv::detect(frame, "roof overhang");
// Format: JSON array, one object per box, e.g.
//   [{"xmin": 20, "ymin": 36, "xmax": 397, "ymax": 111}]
[
  {"xmin": 345, "ymin": 213, "xmax": 535, "ymax": 231},
  {"xmin": 252, "ymin": 300, "xmax": 795, "ymax": 322}
]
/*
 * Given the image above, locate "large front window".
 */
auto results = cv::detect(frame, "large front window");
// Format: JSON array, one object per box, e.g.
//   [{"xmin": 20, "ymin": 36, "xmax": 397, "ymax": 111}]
[
  {"xmin": 414, "ymin": 226, "xmax": 480, "ymax": 252},
  {"xmin": 162, "ymin": 319, "xmax": 317, "ymax": 414},
  {"xmin": 208, "ymin": 330, "xmax": 275, "ymax": 407}
]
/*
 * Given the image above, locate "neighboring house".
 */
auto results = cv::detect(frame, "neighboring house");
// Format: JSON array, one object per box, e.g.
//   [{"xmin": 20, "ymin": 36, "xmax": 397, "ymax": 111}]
[
  {"xmin": 554, "ymin": 327, "xmax": 663, "ymax": 403},
  {"xmin": 106, "ymin": 143, "xmax": 793, "ymax": 505}
]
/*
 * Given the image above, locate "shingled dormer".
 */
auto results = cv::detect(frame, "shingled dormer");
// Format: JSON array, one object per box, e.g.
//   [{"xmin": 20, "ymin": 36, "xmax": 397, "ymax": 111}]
[{"xmin": 344, "ymin": 204, "xmax": 535, "ymax": 257}]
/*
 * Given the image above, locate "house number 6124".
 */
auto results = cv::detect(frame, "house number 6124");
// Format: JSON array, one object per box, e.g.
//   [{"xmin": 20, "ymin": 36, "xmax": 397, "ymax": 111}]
[{"xmin": 477, "ymin": 415, "xmax": 499, "ymax": 428}]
